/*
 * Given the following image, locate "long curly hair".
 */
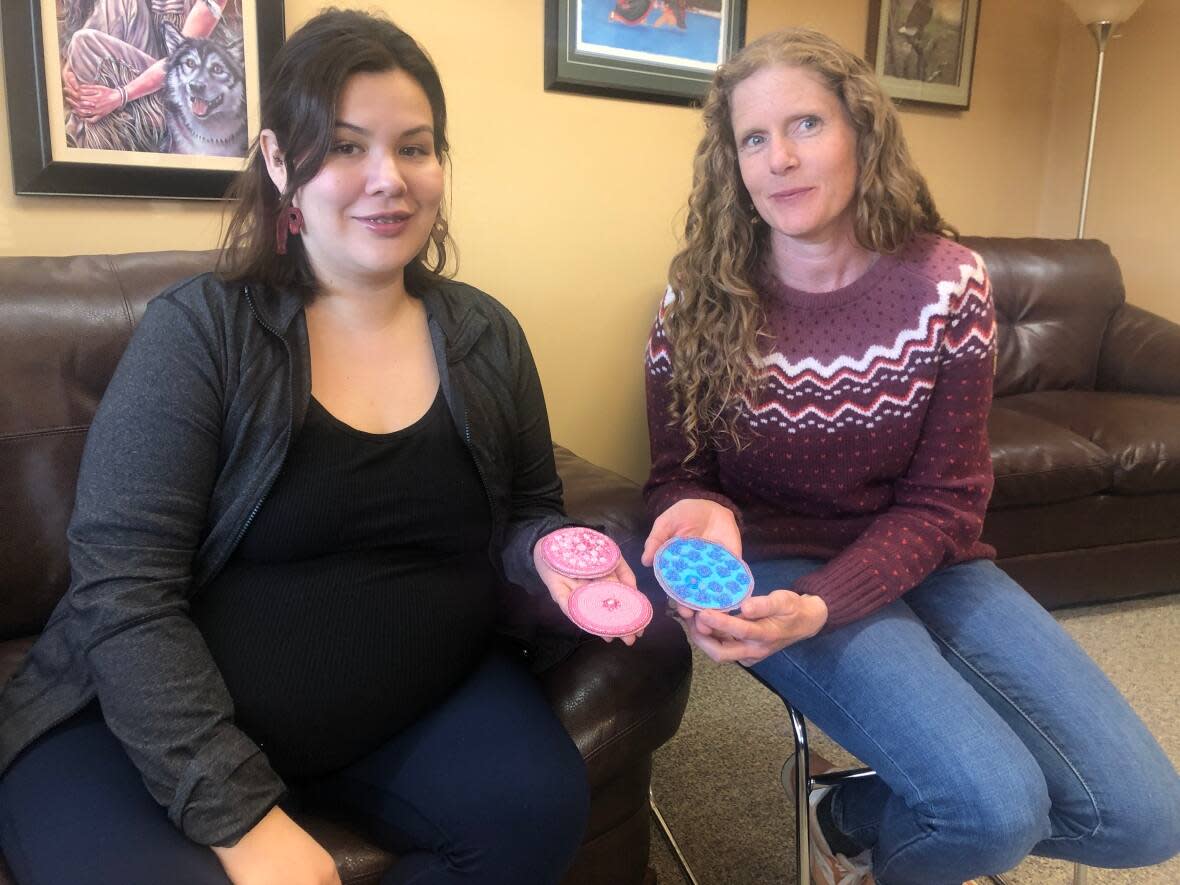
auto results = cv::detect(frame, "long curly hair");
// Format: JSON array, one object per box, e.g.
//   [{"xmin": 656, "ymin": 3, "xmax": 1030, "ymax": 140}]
[
  {"xmin": 664, "ymin": 28, "xmax": 954, "ymax": 460},
  {"xmin": 218, "ymin": 8, "xmax": 454, "ymax": 298}
]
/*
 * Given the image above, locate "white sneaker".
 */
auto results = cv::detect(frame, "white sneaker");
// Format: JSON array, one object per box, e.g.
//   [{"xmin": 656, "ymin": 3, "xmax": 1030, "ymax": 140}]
[{"xmin": 807, "ymin": 785, "xmax": 875, "ymax": 885}]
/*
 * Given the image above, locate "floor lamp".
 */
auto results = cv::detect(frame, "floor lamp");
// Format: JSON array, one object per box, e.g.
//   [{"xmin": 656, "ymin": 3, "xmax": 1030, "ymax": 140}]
[{"xmin": 1063, "ymin": 0, "xmax": 1147, "ymax": 238}]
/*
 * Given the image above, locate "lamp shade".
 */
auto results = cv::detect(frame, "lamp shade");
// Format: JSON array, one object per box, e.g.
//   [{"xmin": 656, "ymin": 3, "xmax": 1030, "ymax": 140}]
[{"xmin": 1064, "ymin": 0, "xmax": 1146, "ymax": 24}]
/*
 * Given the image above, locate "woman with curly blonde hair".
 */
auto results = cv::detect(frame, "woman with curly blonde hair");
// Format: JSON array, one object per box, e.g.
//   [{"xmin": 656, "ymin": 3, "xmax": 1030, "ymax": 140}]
[
  {"xmin": 661, "ymin": 27, "xmax": 952, "ymax": 460},
  {"xmin": 642, "ymin": 27, "xmax": 1180, "ymax": 885}
]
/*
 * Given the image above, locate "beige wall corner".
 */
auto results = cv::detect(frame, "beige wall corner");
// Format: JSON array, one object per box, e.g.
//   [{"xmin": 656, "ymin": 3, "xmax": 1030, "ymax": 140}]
[
  {"xmin": 1041, "ymin": 1, "xmax": 1180, "ymax": 323},
  {"xmin": 899, "ymin": 0, "xmax": 1062, "ymax": 238}
]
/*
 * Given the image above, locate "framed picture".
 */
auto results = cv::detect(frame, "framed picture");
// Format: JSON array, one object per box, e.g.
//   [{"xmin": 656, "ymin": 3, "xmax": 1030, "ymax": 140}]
[
  {"xmin": 545, "ymin": 0, "xmax": 747, "ymax": 106},
  {"xmin": 866, "ymin": 0, "xmax": 980, "ymax": 109},
  {"xmin": 1, "ymin": 0, "xmax": 284, "ymax": 199}
]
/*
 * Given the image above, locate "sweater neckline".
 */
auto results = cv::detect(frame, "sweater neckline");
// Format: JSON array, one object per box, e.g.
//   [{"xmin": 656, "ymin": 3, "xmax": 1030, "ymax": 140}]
[{"xmin": 762, "ymin": 250, "xmax": 899, "ymax": 310}]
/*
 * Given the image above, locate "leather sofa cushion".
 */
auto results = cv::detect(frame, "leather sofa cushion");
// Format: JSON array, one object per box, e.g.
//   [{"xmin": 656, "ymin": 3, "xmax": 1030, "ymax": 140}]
[
  {"xmin": 0, "ymin": 252, "xmax": 218, "ymax": 434},
  {"xmin": 999, "ymin": 391, "xmax": 1180, "ymax": 495},
  {"xmin": 0, "ymin": 429, "xmax": 87, "ymax": 637},
  {"xmin": 988, "ymin": 405, "xmax": 1113, "ymax": 509},
  {"xmin": 982, "ymin": 492, "xmax": 1180, "ymax": 558},
  {"xmin": 1097, "ymin": 303, "xmax": 1180, "ymax": 397},
  {"xmin": 963, "ymin": 237, "xmax": 1124, "ymax": 397}
]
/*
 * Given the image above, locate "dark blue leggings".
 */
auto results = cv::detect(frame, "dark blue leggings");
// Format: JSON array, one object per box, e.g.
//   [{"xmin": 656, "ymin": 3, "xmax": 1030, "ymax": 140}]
[{"xmin": 0, "ymin": 650, "xmax": 590, "ymax": 885}]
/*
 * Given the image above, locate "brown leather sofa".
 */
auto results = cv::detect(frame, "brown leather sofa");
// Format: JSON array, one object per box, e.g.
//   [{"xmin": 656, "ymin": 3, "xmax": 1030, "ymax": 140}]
[
  {"xmin": 967, "ymin": 237, "xmax": 1180, "ymax": 609},
  {"xmin": 0, "ymin": 250, "xmax": 691, "ymax": 885}
]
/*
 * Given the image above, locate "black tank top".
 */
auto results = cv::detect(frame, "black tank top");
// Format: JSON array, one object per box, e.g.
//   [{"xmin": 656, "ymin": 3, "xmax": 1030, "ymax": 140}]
[{"xmin": 192, "ymin": 387, "xmax": 497, "ymax": 777}]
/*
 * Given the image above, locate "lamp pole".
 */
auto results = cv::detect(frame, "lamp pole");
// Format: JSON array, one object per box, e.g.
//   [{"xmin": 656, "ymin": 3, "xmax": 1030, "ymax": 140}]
[{"xmin": 1077, "ymin": 21, "xmax": 1116, "ymax": 238}]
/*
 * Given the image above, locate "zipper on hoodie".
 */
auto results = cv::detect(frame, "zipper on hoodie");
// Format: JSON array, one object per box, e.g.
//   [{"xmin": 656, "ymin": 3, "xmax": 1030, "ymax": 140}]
[
  {"xmin": 208, "ymin": 285, "xmax": 293, "ymax": 582},
  {"xmin": 462, "ymin": 411, "xmax": 498, "ymax": 554},
  {"xmin": 437, "ymin": 315, "xmax": 498, "ymax": 557}
]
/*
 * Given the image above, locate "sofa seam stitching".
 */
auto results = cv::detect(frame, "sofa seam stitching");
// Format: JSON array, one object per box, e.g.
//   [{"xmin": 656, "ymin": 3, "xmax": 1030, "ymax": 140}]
[
  {"xmin": 105, "ymin": 254, "xmax": 135, "ymax": 332},
  {"xmin": 0, "ymin": 425, "xmax": 90, "ymax": 443},
  {"xmin": 994, "ymin": 463, "xmax": 1114, "ymax": 480}
]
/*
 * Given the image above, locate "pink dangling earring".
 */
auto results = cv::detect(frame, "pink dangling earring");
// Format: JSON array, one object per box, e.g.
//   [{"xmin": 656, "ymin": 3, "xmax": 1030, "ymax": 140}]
[{"xmin": 275, "ymin": 206, "xmax": 304, "ymax": 255}]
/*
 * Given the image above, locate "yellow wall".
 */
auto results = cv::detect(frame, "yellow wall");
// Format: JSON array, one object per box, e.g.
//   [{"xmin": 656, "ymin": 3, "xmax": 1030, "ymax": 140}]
[
  {"xmin": 0, "ymin": 1, "xmax": 1092, "ymax": 481},
  {"xmin": 1038, "ymin": 1, "xmax": 1180, "ymax": 323}
]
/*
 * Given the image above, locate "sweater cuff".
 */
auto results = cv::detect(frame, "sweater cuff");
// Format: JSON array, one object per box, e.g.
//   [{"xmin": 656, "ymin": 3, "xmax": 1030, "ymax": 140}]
[
  {"xmin": 793, "ymin": 556, "xmax": 886, "ymax": 630},
  {"xmin": 172, "ymin": 728, "xmax": 287, "ymax": 846}
]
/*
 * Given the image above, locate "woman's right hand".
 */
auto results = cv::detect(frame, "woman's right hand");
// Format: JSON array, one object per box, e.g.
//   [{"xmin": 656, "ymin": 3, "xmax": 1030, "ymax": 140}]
[
  {"xmin": 212, "ymin": 806, "xmax": 341, "ymax": 885},
  {"xmin": 641, "ymin": 498, "xmax": 742, "ymax": 565},
  {"xmin": 641, "ymin": 498, "xmax": 743, "ymax": 619}
]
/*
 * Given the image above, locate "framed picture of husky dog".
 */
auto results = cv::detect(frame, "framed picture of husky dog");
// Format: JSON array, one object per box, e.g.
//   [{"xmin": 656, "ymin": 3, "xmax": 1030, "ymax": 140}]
[
  {"xmin": 1, "ymin": 0, "xmax": 284, "ymax": 198},
  {"xmin": 545, "ymin": 0, "xmax": 747, "ymax": 105}
]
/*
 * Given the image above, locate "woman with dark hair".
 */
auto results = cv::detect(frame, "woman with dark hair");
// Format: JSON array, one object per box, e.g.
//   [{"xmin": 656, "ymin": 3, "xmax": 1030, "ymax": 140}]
[
  {"xmin": 643, "ymin": 27, "xmax": 1180, "ymax": 885},
  {"xmin": 0, "ymin": 9, "xmax": 626, "ymax": 884}
]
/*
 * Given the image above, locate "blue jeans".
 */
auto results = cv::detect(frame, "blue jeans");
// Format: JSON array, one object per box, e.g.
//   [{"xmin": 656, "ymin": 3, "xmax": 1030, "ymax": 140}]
[
  {"xmin": 0, "ymin": 649, "xmax": 589, "ymax": 885},
  {"xmin": 748, "ymin": 558, "xmax": 1180, "ymax": 885}
]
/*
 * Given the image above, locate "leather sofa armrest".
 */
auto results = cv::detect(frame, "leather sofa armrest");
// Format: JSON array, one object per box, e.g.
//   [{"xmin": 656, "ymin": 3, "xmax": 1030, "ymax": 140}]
[
  {"xmin": 554, "ymin": 444, "xmax": 649, "ymax": 540},
  {"xmin": 536, "ymin": 446, "xmax": 693, "ymax": 787},
  {"xmin": 1097, "ymin": 303, "xmax": 1180, "ymax": 395},
  {"xmin": 540, "ymin": 610, "xmax": 691, "ymax": 789}
]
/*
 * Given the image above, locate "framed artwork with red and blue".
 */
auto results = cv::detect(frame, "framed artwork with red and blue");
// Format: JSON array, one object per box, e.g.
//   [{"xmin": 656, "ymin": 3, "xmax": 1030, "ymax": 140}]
[{"xmin": 545, "ymin": 0, "xmax": 748, "ymax": 106}]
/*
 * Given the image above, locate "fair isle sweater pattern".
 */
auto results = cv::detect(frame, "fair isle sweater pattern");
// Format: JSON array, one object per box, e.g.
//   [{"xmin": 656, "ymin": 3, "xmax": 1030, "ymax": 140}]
[
  {"xmin": 648, "ymin": 249, "xmax": 991, "ymax": 432},
  {"xmin": 644, "ymin": 235, "xmax": 998, "ymax": 628}
]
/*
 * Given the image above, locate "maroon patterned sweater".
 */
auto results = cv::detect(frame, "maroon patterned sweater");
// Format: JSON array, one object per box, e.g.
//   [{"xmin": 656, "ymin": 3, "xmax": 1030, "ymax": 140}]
[{"xmin": 644, "ymin": 234, "xmax": 997, "ymax": 628}]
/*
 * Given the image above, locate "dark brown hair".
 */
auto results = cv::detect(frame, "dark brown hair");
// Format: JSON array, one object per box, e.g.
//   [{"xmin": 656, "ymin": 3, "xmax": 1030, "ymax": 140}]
[{"xmin": 218, "ymin": 8, "xmax": 453, "ymax": 296}]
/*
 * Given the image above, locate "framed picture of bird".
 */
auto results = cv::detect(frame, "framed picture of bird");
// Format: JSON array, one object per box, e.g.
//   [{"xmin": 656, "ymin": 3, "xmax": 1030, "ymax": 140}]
[
  {"xmin": 544, "ymin": 0, "xmax": 747, "ymax": 105},
  {"xmin": 866, "ymin": 0, "xmax": 980, "ymax": 108}
]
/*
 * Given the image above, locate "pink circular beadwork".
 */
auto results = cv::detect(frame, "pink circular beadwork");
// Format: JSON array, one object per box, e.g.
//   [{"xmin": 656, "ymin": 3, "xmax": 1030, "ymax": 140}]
[
  {"xmin": 567, "ymin": 580, "xmax": 653, "ymax": 638},
  {"xmin": 539, "ymin": 527, "xmax": 621, "ymax": 579}
]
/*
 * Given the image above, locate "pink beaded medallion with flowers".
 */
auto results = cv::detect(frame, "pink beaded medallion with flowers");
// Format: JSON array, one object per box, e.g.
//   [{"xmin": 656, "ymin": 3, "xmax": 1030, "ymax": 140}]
[
  {"xmin": 539, "ymin": 526, "xmax": 622, "ymax": 579},
  {"xmin": 567, "ymin": 580, "xmax": 653, "ymax": 638}
]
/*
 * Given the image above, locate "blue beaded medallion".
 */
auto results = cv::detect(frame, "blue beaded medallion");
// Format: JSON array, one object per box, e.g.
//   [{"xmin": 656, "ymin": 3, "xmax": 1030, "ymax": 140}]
[{"xmin": 653, "ymin": 538, "xmax": 753, "ymax": 610}]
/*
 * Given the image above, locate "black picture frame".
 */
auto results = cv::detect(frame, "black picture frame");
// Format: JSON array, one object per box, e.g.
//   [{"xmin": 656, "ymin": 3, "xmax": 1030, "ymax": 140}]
[
  {"xmin": 866, "ymin": 0, "xmax": 980, "ymax": 109},
  {"xmin": 545, "ymin": 0, "xmax": 747, "ymax": 106},
  {"xmin": 1, "ymin": 0, "xmax": 284, "ymax": 199}
]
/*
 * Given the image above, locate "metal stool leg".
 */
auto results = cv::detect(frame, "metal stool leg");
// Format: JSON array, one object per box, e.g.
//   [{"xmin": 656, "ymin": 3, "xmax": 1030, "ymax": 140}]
[
  {"xmin": 783, "ymin": 706, "xmax": 812, "ymax": 885},
  {"xmin": 780, "ymin": 701, "xmax": 874, "ymax": 885},
  {"xmin": 649, "ymin": 788, "xmax": 702, "ymax": 885}
]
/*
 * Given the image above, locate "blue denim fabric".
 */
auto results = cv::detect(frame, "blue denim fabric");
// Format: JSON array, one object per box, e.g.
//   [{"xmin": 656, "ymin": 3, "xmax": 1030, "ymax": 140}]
[{"xmin": 748, "ymin": 558, "xmax": 1180, "ymax": 885}]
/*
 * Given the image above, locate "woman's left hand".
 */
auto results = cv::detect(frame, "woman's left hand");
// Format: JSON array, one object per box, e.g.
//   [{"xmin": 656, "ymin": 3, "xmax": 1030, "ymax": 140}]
[
  {"xmin": 533, "ymin": 534, "xmax": 645, "ymax": 646},
  {"xmin": 680, "ymin": 590, "xmax": 828, "ymax": 666}
]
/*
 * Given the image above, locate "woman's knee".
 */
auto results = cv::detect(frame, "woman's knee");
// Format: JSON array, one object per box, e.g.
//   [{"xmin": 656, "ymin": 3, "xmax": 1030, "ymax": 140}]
[
  {"xmin": 961, "ymin": 784, "xmax": 1049, "ymax": 872},
  {"xmin": 451, "ymin": 735, "xmax": 588, "ymax": 882},
  {"xmin": 1082, "ymin": 773, "xmax": 1180, "ymax": 867},
  {"xmin": 922, "ymin": 753, "xmax": 1051, "ymax": 873},
  {"xmin": 500, "ymin": 734, "xmax": 590, "ymax": 843}
]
